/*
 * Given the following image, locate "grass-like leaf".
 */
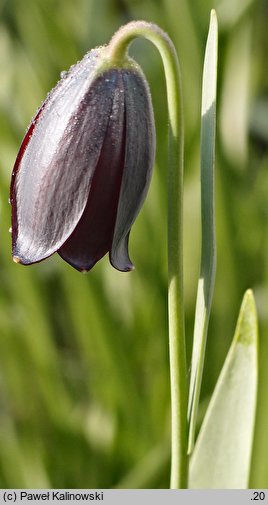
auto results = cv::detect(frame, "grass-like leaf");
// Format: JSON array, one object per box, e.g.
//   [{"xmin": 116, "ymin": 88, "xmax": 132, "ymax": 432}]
[
  {"xmin": 187, "ymin": 9, "xmax": 218, "ymax": 453},
  {"xmin": 189, "ymin": 290, "xmax": 258, "ymax": 488}
]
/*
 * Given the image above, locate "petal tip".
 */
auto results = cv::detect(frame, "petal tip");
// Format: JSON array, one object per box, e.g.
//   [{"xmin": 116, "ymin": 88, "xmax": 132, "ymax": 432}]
[
  {"xmin": 110, "ymin": 234, "xmax": 134, "ymax": 272},
  {"xmin": 123, "ymin": 263, "xmax": 135, "ymax": 272},
  {"xmin": 13, "ymin": 256, "xmax": 21, "ymax": 264},
  {"xmin": 58, "ymin": 250, "xmax": 98, "ymax": 273},
  {"xmin": 110, "ymin": 259, "xmax": 134, "ymax": 272}
]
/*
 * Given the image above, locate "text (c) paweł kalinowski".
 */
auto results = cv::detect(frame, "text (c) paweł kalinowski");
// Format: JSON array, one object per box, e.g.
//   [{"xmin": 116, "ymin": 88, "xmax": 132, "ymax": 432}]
[{"xmin": 20, "ymin": 491, "xmax": 104, "ymax": 501}]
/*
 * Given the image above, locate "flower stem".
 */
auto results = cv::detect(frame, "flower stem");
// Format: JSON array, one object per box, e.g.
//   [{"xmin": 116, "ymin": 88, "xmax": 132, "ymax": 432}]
[{"xmin": 108, "ymin": 22, "xmax": 188, "ymax": 488}]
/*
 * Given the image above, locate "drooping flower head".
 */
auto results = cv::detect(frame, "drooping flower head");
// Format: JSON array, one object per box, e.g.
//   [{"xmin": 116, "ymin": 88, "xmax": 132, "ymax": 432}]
[{"xmin": 10, "ymin": 41, "xmax": 155, "ymax": 272}]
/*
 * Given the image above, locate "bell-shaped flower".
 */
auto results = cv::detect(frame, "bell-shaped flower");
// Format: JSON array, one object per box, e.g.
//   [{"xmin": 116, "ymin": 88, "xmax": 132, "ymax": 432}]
[{"xmin": 10, "ymin": 46, "xmax": 155, "ymax": 272}]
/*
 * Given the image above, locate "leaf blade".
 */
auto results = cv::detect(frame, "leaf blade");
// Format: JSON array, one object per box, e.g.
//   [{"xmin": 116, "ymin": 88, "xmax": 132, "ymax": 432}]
[
  {"xmin": 189, "ymin": 290, "xmax": 258, "ymax": 489},
  {"xmin": 187, "ymin": 9, "xmax": 218, "ymax": 453}
]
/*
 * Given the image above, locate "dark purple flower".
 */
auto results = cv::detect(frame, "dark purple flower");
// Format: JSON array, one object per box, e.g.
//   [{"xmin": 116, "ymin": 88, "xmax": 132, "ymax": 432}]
[{"xmin": 10, "ymin": 47, "xmax": 155, "ymax": 272}]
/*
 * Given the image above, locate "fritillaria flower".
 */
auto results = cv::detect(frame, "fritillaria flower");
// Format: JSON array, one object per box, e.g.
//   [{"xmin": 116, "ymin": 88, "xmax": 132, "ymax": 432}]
[{"xmin": 10, "ymin": 46, "xmax": 155, "ymax": 272}]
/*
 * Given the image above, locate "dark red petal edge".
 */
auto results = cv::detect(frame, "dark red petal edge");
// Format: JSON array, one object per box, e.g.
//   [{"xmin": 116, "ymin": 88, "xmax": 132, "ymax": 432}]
[{"xmin": 10, "ymin": 104, "xmax": 47, "ymax": 260}]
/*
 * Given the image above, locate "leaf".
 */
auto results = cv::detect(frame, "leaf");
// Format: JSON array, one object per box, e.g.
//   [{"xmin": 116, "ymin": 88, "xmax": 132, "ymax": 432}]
[
  {"xmin": 189, "ymin": 290, "xmax": 258, "ymax": 489},
  {"xmin": 187, "ymin": 9, "xmax": 218, "ymax": 453}
]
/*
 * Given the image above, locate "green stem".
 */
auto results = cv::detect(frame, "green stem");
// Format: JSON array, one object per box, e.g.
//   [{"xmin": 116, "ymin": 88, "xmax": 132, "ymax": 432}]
[{"xmin": 107, "ymin": 21, "xmax": 188, "ymax": 488}]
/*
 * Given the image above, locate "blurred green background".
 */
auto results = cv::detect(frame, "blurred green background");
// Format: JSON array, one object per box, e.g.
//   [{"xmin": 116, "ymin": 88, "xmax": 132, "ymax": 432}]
[{"xmin": 0, "ymin": 0, "xmax": 267, "ymax": 488}]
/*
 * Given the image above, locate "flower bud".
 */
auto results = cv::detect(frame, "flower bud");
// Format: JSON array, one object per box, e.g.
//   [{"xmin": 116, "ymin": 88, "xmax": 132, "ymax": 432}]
[{"xmin": 11, "ymin": 45, "xmax": 155, "ymax": 272}]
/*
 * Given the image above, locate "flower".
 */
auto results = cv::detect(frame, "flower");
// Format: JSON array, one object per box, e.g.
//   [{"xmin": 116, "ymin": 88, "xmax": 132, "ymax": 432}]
[{"xmin": 10, "ymin": 46, "xmax": 155, "ymax": 272}]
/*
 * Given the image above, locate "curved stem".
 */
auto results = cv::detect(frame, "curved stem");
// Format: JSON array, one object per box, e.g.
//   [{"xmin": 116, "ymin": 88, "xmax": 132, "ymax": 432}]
[{"xmin": 108, "ymin": 21, "xmax": 188, "ymax": 488}]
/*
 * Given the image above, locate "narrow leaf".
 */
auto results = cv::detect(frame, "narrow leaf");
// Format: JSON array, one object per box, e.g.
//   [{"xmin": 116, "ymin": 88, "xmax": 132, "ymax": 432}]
[
  {"xmin": 187, "ymin": 9, "xmax": 218, "ymax": 453},
  {"xmin": 189, "ymin": 290, "xmax": 258, "ymax": 489}
]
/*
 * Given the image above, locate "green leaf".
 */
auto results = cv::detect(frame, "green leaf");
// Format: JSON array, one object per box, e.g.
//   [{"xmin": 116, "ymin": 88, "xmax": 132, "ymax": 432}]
[
  {"xmin": 187, "ymin": 9, "xmax": 218, "ymax": 453},
  {"xmin": 189, "ymin": 290, "xmax": 258, "ymax": 489}
]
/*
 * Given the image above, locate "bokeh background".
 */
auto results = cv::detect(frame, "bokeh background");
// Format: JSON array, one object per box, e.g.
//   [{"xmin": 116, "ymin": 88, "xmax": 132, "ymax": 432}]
[{"xmin": 0, "ymin": 0, "xmax": 267, "ymax": 488}]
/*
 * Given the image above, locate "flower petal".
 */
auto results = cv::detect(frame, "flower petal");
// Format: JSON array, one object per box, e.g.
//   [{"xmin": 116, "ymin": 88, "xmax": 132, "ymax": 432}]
[
  {"xmin": 110, "ymin": 68, "xmax": 156, "ymax": 271},
  {"xmin": 58, "ymin": 72, "xmax": 125, "ymax": 272},
  {"xmin": 12, "ymin": 50, "xmax": 117, "ymax": 265}
]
